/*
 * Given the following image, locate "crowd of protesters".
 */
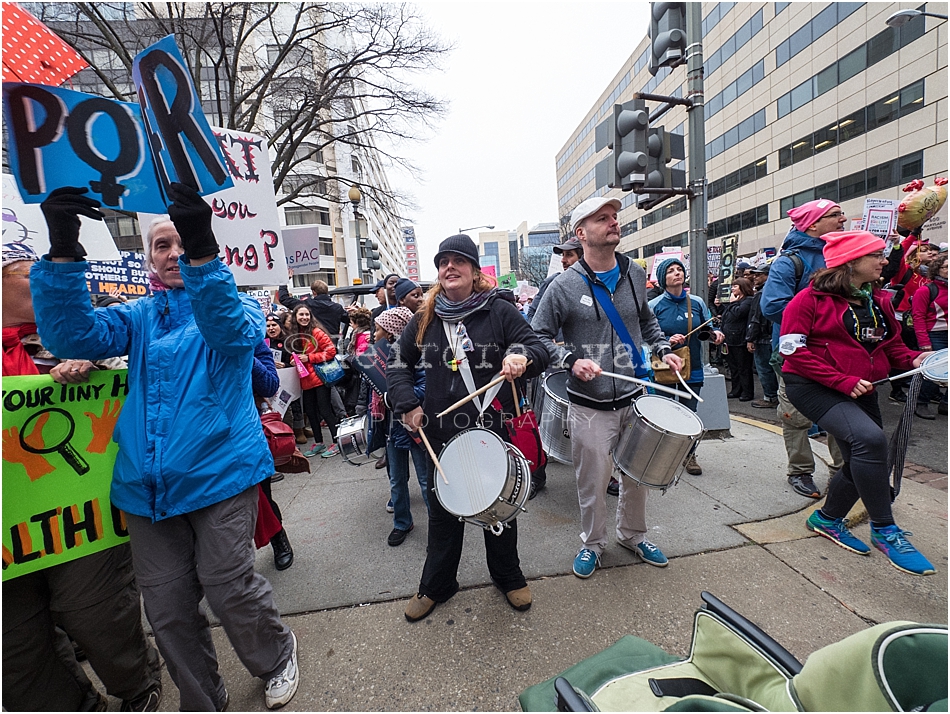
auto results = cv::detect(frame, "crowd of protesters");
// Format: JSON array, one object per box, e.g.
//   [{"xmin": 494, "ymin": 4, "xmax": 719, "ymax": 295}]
[{"xmin": 2, "ymin": 186, "xmax": 944, "ymax": 711}]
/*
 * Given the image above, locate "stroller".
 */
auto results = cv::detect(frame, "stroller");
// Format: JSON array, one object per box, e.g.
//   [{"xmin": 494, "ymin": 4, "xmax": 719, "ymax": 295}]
[{"xmin": 520, "ymin": 592, "xmax": 947, "ymax": 712}]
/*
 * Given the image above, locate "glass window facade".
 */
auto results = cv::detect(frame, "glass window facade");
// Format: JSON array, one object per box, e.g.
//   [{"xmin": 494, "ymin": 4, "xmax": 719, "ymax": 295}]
[
  {"xmin": 706, "ymin": 109, "xmax": 766, "ymax": 160},
  {"xmin": 708, "ymin": 205, "xmax": 770, "ymax": 239},
  {"xmin": 706, "ymin": 9, "xmax": 764, "ymax": 76},
  {"xmin": 775, "ymin": 3, "xmax": 863, "ymax": 68},
  {"xmin": 708, "ymin": 158, "xmax": 768, "ymax": 200}
]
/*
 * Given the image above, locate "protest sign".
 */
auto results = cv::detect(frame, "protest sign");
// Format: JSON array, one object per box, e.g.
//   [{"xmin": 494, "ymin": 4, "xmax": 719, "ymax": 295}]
[
  {"xmin": 247, "ymin": 288, "xmax": 273, "ymax": 313},
  {"xmin": 717, "ymin": 235, "xmax": 739, "ymax": 302},
  {"xmin": 86, "ymin": 251, "xmax": 150, "ymax": 297},
  {"xmin": 862, "ymin": 198, "xmax": 900, "ymax": 237},
  {"xmin": 650, "ymin": 250, "xmax": 682, "ymax": 282},
  {"xmin": 3, "ymin": 174, "xmax": 121, "ymax": 261},
  {"xmin": 282, "ymin": 225, "xmax": 326, "ymax": 273},
  {"xmin": 1, "ymin": 83, "xmax": 165, "ymax": 213},
  {"xmin": 2, "ymin": 370, "xmax": 130, "ymax": 581},
  {"xmin": 498, "ymin": 272, "xmax": 518, "ymax": 289},
  {"xmin": 707, "ymin": 245, "xmax": 722, "ymax": 273},
  {"xmin": 140, "ymin": 126, "xmax": 286, "ymax": 286},
  {"xmin": 270, "ymin": 368, "xmax": 302, "ymax": 418},
  {"xmin": 131, "ymin": 35, "xmax": 232, "ymax": 195}
]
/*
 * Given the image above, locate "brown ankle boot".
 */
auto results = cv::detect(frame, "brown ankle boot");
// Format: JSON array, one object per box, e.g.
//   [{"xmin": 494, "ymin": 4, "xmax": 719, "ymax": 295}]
[{"xmin": 294, "ymin": 428, "xmax": 307, "ymax": 445}]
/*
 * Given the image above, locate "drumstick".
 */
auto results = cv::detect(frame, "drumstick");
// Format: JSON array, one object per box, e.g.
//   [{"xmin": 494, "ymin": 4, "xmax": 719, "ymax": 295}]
[
  {"xmin": 436, "ymin": 360, "xmax": 533, "ymax": 417},
  {"xmin": 417, "ymin": 427, "xmax": 448, "ymax": 485},
  {"xmin": 599, "ymin": 370, "xmax": 691, "ymax": 399},
  {"xmin": 675, "ymin": 370, "xmax": 704, "ymax": 403},
  {"xmin": 512, "ymin": 381, "xmax": 522, "ymax": 418},
  {"xmin": 680, "ymin": 316, "xmax": 716, "ymax": 340},
  {"xmin": 870, "ymin": 356, "xmax": 948, "ymax": 386}
]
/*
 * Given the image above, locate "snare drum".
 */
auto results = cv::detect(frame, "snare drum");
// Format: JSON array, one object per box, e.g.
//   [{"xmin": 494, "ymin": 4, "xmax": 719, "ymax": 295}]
[
  {"xmin": 921, "ymin": 348, "xmax": 948, "ymax": 386},
  {"xmin": 336, "ymin": 415, "xmax": 373, "ymax": 466},
  {"xmin": 536, "ymin": 371, "xmax": 573, "ymax": 464},
  {"xmin": 612, "ymin": 395, "xmax": 705, "ymax": 491},
  {"xmin": 436, "ymin": 428, "xmax": 530, "ymax": 535}
]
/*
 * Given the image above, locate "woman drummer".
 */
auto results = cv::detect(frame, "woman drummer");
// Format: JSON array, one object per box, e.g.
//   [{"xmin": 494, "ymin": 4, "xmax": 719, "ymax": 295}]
[
  {"xmin": 387, "ymin": 234, "xmax": 550, "ymax": 622},
  {"xmin": 780, "ymin": 230, "xmax": 935, "ymax": 576}
]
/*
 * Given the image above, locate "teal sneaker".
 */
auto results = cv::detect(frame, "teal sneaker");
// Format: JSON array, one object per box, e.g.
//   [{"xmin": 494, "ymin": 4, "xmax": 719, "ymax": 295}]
[
  {"xmin": 321, "ymin": 444, "xmax": 339, "ymax": 458},
  {"xmin": 806, "ymin": 511, "xmax": 871, "ymax": 554},
  {"xmin": 871, "ymin": 525, "xmax": 935, "ymax": 576},
  {"xmin": 620, "ymin": 539, "xmax": 668, "ymax": 567},
  {"xmin": 573, "ymin": 548, "xmax": 599, "ymax": 578},
  {"xmin": 304, "ymin": 443, "xmax": 326, "ymax": 457}
]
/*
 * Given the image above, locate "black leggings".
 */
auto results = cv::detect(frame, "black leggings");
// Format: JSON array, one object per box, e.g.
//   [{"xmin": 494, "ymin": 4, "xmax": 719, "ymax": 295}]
[
  {"xmin": 302, "ymin": 385, "xmax": 339, "ymax": 443},
  {"xmin": 815, "ymin": 400, "xmax": 892, "ymax": 523},
  {"xmin": 725, "ymin": 345, "xmax": 754, "ymax": 398}
]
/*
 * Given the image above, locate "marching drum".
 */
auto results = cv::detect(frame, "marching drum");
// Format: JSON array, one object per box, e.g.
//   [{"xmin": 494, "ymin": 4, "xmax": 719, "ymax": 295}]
[
  {"xmin": 921, "ymin": 348, "xmax": 948, "ymax": 386},
  {"xmin": 535, "ymin": 371, "xmax": 573, "ymax": 464},
  {"xmin": 436, "ymin": 428, "xmax": 531, "ymax": 535},
  {"xmin": 335, "ymin": 415, "xmax": 373, "ymax": 466},
  {"xmin": 612, "ymin": 394, "xmax": 705, "ymax": 492}
]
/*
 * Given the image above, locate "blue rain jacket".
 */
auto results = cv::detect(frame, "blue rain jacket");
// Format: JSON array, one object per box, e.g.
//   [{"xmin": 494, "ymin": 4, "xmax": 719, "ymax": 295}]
[{"xmin": 31, "ymin": 257, "xmax": 273, "ymax": 521}]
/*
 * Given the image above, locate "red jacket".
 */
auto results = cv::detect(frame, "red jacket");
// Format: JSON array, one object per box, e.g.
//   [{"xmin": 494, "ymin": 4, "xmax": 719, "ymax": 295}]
[
  {"xmin": 295, "ymin": 327, "xmax": 337, "ymax": 390},
  {"xmin": 911, "ymin": 279, "xmax": 948, "ymax": 349},
  {"xmin": 781, "ymin": 286, "xmax": 919, "ymax": 396}
]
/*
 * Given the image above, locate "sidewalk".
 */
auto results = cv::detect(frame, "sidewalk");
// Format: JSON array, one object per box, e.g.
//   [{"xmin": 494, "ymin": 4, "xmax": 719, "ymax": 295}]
[{"xmin": 109, "ymin": 416, "xmax": 947, "ymax": 712}]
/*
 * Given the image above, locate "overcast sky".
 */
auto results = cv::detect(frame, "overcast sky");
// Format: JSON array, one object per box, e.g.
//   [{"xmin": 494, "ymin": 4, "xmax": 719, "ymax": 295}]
[{"xmin": 390, "ymin": 2, "xmax": 651, "ymax": 281}]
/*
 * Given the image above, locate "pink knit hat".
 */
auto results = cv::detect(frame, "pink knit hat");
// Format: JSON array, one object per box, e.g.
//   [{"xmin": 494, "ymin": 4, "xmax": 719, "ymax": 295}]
[
  {"xmin": 786, "ymin": 198, "xmax": 841, "ymax": 232},
  {"xmin": 821, "ymin": 230, "xmax": 885, "ymax": 268}
]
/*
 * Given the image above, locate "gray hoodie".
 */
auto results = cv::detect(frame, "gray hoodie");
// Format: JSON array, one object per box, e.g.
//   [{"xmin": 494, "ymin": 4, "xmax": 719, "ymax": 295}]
[{"xmin": 531, "ymin": 253, "xmax": 670, "ymax": 410}]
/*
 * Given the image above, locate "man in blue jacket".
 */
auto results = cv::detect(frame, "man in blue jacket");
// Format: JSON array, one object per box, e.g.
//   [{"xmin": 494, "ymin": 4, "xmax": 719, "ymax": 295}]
[{"xmin": 760, "ymin": 199, "xmax": 845, "ymax": 499}]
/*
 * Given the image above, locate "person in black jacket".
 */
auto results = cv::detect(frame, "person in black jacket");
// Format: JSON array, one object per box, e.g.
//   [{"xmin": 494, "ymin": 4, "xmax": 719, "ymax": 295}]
[
  {"xmin": 278, "ymin": 276, "xmax": 348, "ymax": 344},
  {"xmin": 719, "ymin": 277, "xmax": 755, "ymax": 400},
  {"xmin": 745, "ymin": 265, "xmax": 778, "ymax": 407},
  {"xmin": 387, "ymin": 234, "xmax": 549, "ymax": 623}
]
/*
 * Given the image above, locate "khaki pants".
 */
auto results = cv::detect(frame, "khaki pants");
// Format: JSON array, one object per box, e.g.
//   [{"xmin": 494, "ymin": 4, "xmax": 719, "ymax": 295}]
[
  {"xmin": 569, "ymin": 403, "xmax": 648, "ymax": 556},
  {"xmin": 777, "ymin": 375, "xmax": 843, "ymax": 476}
]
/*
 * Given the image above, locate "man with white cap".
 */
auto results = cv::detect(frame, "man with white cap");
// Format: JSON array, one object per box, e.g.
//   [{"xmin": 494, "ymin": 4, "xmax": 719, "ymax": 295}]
[
  {"xmin": 761, "ymin": 199, "xmax": 845, "ymax": 499},
  {"xmin": 532, "ymin": 196, "xmax": 682, "ymax": 579}
]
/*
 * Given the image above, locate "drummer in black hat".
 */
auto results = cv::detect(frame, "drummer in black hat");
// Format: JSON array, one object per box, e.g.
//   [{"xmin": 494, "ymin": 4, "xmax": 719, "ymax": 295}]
[{"xmin": 387, "ymin": 234, "xmax": 550, "ymax": 622}]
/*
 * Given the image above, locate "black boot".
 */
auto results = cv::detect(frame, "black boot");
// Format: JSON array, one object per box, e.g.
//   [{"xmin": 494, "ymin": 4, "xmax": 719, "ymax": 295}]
[{"xmin": 271, "ymin": 529, "xmax": 294, "ymax": 571}]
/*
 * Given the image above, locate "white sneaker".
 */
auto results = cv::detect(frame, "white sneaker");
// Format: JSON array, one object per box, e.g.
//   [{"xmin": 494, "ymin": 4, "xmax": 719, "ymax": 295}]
[{"xmin": 264, "ymin": 632, "xmax": 299, "ymax": 709}]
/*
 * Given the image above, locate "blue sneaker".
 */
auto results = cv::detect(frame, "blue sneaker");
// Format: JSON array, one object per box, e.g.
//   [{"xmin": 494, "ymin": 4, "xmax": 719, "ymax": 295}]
[
  {"xmin": 304, "ymin": 443, "xmax": 326, "ymax": 457},
  {"xmin": 806, "ymin": 511, "xmax": 871, "ymax": 555},
  {"xmin": 573, "ymin": 549, "xmax": 599, "ymax": 578},
  {"xmin": 620, "ymin": 539, "xmax": 669, "ymax": 567},
  {"xmin": 871, "ymin": 525, "xmax": 935, "ymax": 575}
]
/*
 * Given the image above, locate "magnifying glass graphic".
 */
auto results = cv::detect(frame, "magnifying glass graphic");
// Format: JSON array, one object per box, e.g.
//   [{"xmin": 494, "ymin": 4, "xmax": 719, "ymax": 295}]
[{"xmin": 18, "ymin": 408, "xmax": 90, "ymax": 476}]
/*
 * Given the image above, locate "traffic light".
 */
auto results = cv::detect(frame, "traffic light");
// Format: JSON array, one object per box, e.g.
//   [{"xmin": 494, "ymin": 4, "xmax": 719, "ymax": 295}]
[
  {"xmin": 608, "ymin": 99, "xmax": 649, "ymax": 190},
  {"xmin": 637, "ymin": 127, "xmax": 686, "ymax": 211},
  {"xmin": 648, "ymin": 2, "xmax": 687, "ymax": 76},
  {"xmin": 360, "ymin": 238, "xmax": 381, "ymax": 271}
]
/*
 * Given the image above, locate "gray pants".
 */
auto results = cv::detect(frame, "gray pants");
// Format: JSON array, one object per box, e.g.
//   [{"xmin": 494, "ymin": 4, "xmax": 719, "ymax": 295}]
[
  {"xmin": 2, "ymin": 544, "xmax": 159, "ymax": 711},
  {"xmin": 126, "ymin": 487, "xmax": 293, "ymax": 712},
  {"xmin": 569, "ymin": 403, "xmax": 648, "ymax": 557},
  {"xmin": 777, "ymin": 375, "xmax": 843, "ymax": 476}
]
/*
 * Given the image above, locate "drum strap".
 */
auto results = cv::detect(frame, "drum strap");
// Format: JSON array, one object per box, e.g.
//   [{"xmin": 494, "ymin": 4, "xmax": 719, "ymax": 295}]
[
  {"xmin": 443, "ymin": 320, "xmax": 504, "ymax": 421},
  {"xmin": 585, "ymin": 279, "xmax": 650, "ymax": 378}
]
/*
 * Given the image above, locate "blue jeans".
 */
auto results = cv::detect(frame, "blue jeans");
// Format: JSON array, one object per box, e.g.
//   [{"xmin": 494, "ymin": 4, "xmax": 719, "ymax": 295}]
[
  {"xmin": 387, "ymin": 439, "xmax": 431, "ymax": 531},
  {"xmin": 754, "ymin": 342, "xmax": 778, "ymax": 400}
]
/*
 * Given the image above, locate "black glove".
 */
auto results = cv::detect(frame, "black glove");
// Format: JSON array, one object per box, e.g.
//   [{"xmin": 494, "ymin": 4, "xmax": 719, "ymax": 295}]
[
  {"xmin": 167, "ymin": 182, "xmax": 218, "ymax": 261},
  {"xmin": 40, "ymin": 187, "xmax": 103, "ymax": 260}
]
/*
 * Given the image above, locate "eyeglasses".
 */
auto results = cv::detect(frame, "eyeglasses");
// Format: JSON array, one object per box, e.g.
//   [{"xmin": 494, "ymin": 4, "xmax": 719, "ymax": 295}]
[
  {"xmin": 823, "ymin": 211, "xmax": 846, "ymax": 219},
  {"xmin": 865, "ymin": 251, "xmax": 887, "ymax": 260}
]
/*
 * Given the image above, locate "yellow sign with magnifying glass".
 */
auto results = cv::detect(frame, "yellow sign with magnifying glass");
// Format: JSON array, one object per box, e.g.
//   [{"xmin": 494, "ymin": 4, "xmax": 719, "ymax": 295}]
[{"xmin": 2, "ymin": 370, "xmax": 129, "ymax": 581}]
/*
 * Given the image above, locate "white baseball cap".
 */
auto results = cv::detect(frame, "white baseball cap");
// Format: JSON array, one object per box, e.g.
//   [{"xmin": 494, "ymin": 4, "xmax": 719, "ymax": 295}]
[{"xmin": 570, "ymin": 196, "xmax": 622, "ymax": 234}]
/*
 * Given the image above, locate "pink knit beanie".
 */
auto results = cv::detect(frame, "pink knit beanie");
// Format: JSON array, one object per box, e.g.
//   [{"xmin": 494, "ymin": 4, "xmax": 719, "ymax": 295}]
[
  {"xmin": 821, "ymin": 231, "xmax": 885, "ymax": 268},
  {"xmin": 786, "ymin": 199, "xmax": 841, "ymax": 232}
]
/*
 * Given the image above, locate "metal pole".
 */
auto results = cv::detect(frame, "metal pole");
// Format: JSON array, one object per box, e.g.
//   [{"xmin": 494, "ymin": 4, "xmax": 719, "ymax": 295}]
[{"xmin": 685, "ymin": 2, "xmax": 707, "ymax": 323}]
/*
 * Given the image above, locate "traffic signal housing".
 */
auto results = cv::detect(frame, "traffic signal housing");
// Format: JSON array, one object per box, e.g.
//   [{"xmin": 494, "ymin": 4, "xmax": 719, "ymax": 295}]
[
  {"xmin": 637, "ymin": 127, "xmax": 686, "ymax": 211},
  {"xmin": 360, "ymin": 238, "xmax": 381, "ymax": 271},
  {"xmin": 608, "ymin": 99, "xmax": 649, "ymax": 190},
  {"xmin": 648, "ymin": 2, "xmax": 688, "ymax": 76}
]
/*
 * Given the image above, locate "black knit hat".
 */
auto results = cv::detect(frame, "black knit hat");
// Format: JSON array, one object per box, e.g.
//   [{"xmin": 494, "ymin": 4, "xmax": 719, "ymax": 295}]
[
  {"xmin": 433, "ymin": 234, "xmax": 480, "ymax": 269},
  {"xmin": 394, "ymin": 277, "xmax": 420, "ymax": 304}
]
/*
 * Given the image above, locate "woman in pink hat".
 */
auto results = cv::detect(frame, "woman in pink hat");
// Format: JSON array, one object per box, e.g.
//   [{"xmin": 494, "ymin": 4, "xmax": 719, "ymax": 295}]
[{"xmin": 779, "ymin": 230, "xmax": 936, "ymax": 576}]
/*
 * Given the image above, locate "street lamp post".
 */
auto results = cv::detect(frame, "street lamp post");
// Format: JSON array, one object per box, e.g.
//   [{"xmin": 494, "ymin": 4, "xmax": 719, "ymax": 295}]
[
  {"xmin": 459, "ymin": 224, "xmax": 494, "ymax": 234},
  {"xmin": 885, "ymin": 8, "xmax": 947, "ymax": 26},
  {"xmin": 348, "ymin": 186, "xmax": 362, "ymax": 284}
]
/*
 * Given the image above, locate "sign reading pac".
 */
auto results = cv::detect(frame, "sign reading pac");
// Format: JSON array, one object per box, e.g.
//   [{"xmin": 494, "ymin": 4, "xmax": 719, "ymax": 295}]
[
  {"xmin": 132, "ymin": 35, "xmax": 233, "ymax": 195},
  {"xmin": 2, "ymin": 83, "xmax": 165, "ymax": 211}
]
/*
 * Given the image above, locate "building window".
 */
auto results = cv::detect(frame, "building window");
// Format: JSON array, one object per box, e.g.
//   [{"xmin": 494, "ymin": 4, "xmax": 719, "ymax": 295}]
[
  {"xmin": 706, "ymin": 109, "xmax": 766, "ymax": 160},
  {"xmin": 776, "ymin": 3, "xmax": 864, "ymax": 68},
  {"xmin": 319, "ymin": 235, "xmax": 334, "ymax": 257},
  {"xmin": 282, "ymin": 175, "xmax": 327, "ymax": 197},
  {"xmin": 103, "ymin": 210, "xmax": 141, "ymax": 252},
  {"xmin": 293, "ymin": 144, "xmax": 323, "ymax": 164},
  {"xmin": 706, "ymin": 9, "xmax": 763, "ymax": 76},
  {"xmin": 284, "ymin": 206, "xmax": 330, "ymax": 226},
  {"xmin": 708, "ymin": 205, "xmax": 769, "ymax": 240},
  {"xmin": 708, "ymin": 158, "xmax": 768, "ymax": 201}
]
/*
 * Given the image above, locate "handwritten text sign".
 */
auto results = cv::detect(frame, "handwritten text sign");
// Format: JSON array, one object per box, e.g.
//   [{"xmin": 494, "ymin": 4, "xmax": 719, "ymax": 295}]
[{"xmin": 2, "ymin": 370, "xmax": 131, "ymax": 581}]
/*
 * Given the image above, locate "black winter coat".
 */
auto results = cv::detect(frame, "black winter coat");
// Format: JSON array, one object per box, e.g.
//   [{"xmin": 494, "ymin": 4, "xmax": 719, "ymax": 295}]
[{"xmin": 720, "ymin": 296, "xmax": 752, "ymax": 347}]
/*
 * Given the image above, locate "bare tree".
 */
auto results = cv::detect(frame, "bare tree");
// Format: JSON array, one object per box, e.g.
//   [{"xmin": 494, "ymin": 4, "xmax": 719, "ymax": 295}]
[
  {"xmin": 517, "ymin": 247, "xmax": 551, "ymax": 287},
  {"xmin": 33, "ymin": 2, "xmax": 451, "ymax": 221}
]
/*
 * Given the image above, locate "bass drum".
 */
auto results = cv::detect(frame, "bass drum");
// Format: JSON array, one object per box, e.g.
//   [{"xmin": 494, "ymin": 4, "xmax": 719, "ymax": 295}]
[
  {"xmin": 921, "ymin": 348, "xmax": 948, "ymax": 386},
  {"xmin": 336, "ymin": 415, "xmax": 373, "ymax": 466},
  {"xmin": 612, "ymin": 395, "xmax": 704, "ymax": 492},
  {"xmin": 536, "ymin": 371, "xmax": 573, "ymax": 464},
  {"xmin": 436, "ymin": 428, "xmax": 530, "ymax": 536}
]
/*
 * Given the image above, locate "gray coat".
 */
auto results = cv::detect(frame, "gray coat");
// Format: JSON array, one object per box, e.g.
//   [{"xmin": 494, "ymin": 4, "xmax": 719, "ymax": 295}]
[{"xmin": 531, "ymin": 253, "xmax": 670, "ymax": 409}]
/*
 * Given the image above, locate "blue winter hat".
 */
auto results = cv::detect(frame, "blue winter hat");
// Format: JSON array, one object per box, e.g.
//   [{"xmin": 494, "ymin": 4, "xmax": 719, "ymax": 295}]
[
  {"xmin": 656, "ymin": 257, "xmax": 687, "ymax": 289},
  {"xmin": 394, "ymin": 277, "xmax": 420, "ymax": 305}
]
